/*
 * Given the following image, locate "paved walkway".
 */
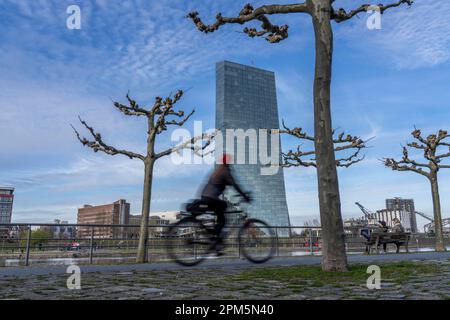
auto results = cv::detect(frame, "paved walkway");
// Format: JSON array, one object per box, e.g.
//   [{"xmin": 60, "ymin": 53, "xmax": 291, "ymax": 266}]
[
  {"xmin": 0, "ymin": 252, "xmax": 449, "ymax": 299},
  {"xmin": 0, "ymin": 251, "xmax": 448, "ymax": 277}
]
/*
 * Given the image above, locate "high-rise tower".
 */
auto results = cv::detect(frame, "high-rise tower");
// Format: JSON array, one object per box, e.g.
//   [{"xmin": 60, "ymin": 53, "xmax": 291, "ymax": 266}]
[
  {"xmin": 386, "ymin": 198, "xmax": 418, "ymax": 233},
  {"xmin": 216, "ymin": 61, "xmax": 290, "ymax": 230},
  {"xmin": 0, "ymin": 187, "xmax": 14, "ymax": 239}
]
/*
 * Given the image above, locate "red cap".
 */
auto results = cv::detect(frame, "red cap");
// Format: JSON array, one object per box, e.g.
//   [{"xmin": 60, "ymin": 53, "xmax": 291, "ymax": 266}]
[{"xmin": 220, "ymin": 154, "xmax": 232, "ymax": 165}]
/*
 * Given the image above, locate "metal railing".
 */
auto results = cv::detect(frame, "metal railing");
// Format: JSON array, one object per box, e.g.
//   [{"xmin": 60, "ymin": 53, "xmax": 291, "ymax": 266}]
[{"xmin": 0, "ymin": 223, "xmax": 447, "ymax": 267}]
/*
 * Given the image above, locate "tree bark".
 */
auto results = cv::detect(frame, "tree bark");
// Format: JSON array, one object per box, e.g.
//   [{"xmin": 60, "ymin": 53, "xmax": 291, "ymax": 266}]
[
  {"xmin": 429, "ymin": 172, "xmax": 446, "ymax": 252},
  {"xmin": 136, "ymin": 158, "xmax": 155, "ymax": 263},
  {"xmin": 308, "ymin": 0, "xmax": 348, "ymax": 271}
]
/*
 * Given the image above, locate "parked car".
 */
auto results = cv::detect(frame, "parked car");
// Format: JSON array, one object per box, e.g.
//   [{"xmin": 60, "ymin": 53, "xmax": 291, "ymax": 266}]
[{"xmin": 61, "ymin": 241, "xmax": 81, "ymax": 251}]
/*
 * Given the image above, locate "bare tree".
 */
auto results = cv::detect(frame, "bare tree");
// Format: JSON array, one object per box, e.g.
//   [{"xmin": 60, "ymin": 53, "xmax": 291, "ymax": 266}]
[
  {"xmin": 280, "ymin": 121, "xmax": 367, "ymax": 168},
  {"xmin": 187, "ymin": 0, "xmax": 412, "ymax": 271},
  {"xmin": 384, "ymin": 128, "xmax": 449, "ymax": 252},
  {"xmin": 72, "ymin": 90, "xmax": 214, "ymax": 263}
]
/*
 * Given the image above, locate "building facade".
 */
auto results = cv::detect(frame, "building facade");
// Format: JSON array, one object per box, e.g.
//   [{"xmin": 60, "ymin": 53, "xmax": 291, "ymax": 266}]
[
  {"xmin": 40, "ymin": 219, "xmax": 76, "ymax": 239},
  {"xmin": 0, "ymin": 187, "xmax": 14, "ymax": 239},
  {"xmin": 386, "ymin": 198, "xmax": 417, "ymax": 233},
  {"xmin": 128, "ymin": 211, "xmax": 183, "ymax": 238},
  {"xmin": 77, "ymin": 199, "xmax": 130, "ymax": 238},
  {"xmin": 375, "ymin": 208, "xmax": 412, "ymax": 232},
  {"xmin": 216, "ymin": 61, "xmax": 291, "ymax": 231}
]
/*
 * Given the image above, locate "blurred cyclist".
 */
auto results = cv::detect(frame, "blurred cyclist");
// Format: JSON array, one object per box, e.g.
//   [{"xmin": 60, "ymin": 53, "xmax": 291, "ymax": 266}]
[{"xmin": 200, "ymin": 153, "xmax": 251, "ymax": 253}]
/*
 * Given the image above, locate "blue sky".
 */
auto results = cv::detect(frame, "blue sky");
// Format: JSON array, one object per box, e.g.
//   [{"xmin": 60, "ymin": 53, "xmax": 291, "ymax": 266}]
[{"xmin": 1, "ymin": 0, "xmax": 450, "ymax": 230}]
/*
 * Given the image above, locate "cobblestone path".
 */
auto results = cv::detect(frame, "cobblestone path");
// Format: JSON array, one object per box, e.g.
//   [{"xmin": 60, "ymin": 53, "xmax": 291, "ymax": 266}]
[{"xmin": 0, "ymin": 258, "xmax": 449, "ymax": 300}]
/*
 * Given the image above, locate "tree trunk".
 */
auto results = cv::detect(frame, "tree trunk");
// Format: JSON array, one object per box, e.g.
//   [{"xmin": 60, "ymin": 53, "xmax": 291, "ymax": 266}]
[
  {"xmin": 429, "ymin": 172, "xmax": 446, "ymax": 252},
  {"xmin": 308, "ymin": 0, "xmax": 348, "ymax": 271},
  {"xmin": 136, "ymin": 159, "xmax": 155, "ymax": 263}
]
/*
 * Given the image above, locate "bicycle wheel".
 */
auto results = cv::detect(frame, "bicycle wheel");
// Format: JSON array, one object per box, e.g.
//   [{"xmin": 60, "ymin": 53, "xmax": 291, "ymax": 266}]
[
  {"xmin": 238, "ymin": 218, "xmax": 276, "ymax": 264},
  {"xmin": 166, "ymin": 217, "xmax": 211, "ymax": 266}
]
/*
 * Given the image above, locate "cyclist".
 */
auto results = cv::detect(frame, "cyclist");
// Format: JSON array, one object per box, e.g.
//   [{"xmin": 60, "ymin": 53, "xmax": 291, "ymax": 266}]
[{"xmin": 200, "ymin": 153, "xmax": 252, "ymax": 254}]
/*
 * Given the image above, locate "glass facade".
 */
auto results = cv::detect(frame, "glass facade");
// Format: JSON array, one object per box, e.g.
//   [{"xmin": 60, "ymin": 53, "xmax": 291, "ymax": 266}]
[{"xmin": 216, "ymin": 61, "xmax": 291, "ymax": 231}]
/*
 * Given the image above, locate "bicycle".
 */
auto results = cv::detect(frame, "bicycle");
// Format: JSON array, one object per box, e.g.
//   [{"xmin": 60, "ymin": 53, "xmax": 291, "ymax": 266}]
[{"xmin": 165, "ymin": 195, "xmax": 276, "ymax": 266}]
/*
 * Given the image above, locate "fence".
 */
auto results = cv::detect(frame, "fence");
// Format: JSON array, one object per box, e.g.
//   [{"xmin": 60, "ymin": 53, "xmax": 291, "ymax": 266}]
[{"xmin": 0, "ymin": 223, "xmax": 447, "ymax": 267}]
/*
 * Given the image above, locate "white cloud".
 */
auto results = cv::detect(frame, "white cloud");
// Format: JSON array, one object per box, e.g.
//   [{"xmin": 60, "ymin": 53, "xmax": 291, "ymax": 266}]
[
  {"xmin": 3, "ymin": 0, "xmax": 450, "ymax": 227},
  {"xmin": 2, "ymin": 154, "xmax": 212, "ymax": 192},
  {"xmin": 336, "ymin": 0, "xmax": 450, "ymax": 69}
]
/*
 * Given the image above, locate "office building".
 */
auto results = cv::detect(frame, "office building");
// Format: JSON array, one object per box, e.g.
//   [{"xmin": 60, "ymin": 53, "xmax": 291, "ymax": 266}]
[
  {"xmin": 375, "ymin": 208, "xmax": 412, "ymax": 232},
  {"xmin": 40, "ymin": 219, "xmax": 76, "ymax": 239},
  {"xmin": 386, "ymin": 198, "xmax": 417, "ymax": 233},
  {"xmin": 128, "ymin": 211, "xmax": 184, "ymax": 238},
  {"xmin": 0, "ymin": 187, "xmax": 14, "ymax": 238},
  {"xmin": 77, "ymin": 199, "xmax": 130, "ymax": 238},
  {"xmin": 216, "ymin": 61, "xmax": 291, "ymax": 231}
]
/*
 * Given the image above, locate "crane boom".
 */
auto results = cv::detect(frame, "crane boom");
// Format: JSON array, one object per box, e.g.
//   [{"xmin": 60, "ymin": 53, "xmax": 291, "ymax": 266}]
[
  {"xmin": 355, "ymin": 202, "xmax": 376, "ymax": 219},
  {"xmin": 415, "ymin": 211, "xmax": 433, "ymax": 222}
]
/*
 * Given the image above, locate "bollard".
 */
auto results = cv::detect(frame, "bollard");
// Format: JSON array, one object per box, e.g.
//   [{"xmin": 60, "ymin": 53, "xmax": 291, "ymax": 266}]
[
  {"xmin": 145, "ymin": 227, "xmax": 150, "ymax": 262},
  {"xmin": 194, "ymin": 234, "xmax": 197, "ymax": 261},
  {"xmin": 25, "ymin": 226, "xmax": 31, "ymax": 266},
  {"xmin": 309, "ymin": 231, "xmax": 313, "ymax": 255},
  {"xmin": 238, "ymin": 235, "xmax": 241, "ymax": 259},
  {"xmin": 89, "ymin": 227, "xmax": 94, "ymax": 264},
  {"xmin": 275, "ymin": 228, "xmax": 279, "ymax": 257}
]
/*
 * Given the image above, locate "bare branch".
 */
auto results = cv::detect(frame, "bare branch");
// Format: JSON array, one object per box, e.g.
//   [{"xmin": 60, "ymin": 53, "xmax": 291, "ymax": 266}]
[
  {"xmin": 150, "ymin": 96, "xmax": 164, "ymax": 115},
  {"xmin": 407, "ymin": 141, "xmax": 426, "ymax": 150},
  {"xmin": 282, "ymin": 146, "xmax": 317, "ymax": 168},
  {"xmin": 112, "ymin": 92, "xmax": 149, "ymax": 117},
  {"xmin": 165, "ymin": 109, "xmax": 195, "ymax": 127},
  {"xmin": 155, "ymin": 131, "xmax": 216, "ymax": 159},
  {"xmin": 333, "ymin": 131, "xmax": 363, "ymax": 144},
  {"xmin": 411, "ymin": 127, "xmax": 428, "ymax": 145},
  {"xmin": 436, "ymin": 129, "xmax": 450, "ymax": 144},
  {"xmin": 400, "ymin": 146, "xmax": 431, "ymax": 168},
  {"xmin": 187, "ymin": 3, "xmax": 309, "ymax": 43},
  {"xmin": 384, "ymin": 157, "xmax": 430, "ymax": 178},
  {"xmin": 436, "ymin": 150, "xmax": 450, "ymax": 160},
  {"xmin": 154, "ymin": 90, "xmax": 187, "ymax": 134},
  {"xmin": 409, "ymin": 128, "xmax": 450, "ymax": 164},
  {"xmin": 71, "ymin": 117, "xmax": 145, "ymax": 161},
  {"xmin": 280, "ymin": 121, "xmax": 367, "ymax": 168},
  {"xmin": 332, "ymin": 0, "xmax": 413, "ymax": 23},
  {"xmin": 385, "ymin": 127, "xmax": 450, "ymax": 176},
  {"xmin": 336, "ymin": 148, "xmax": 365, "ymax": 168},
  {"xmin": 280, "ymin": 120, "xmax": 314, "ymax": 141}
]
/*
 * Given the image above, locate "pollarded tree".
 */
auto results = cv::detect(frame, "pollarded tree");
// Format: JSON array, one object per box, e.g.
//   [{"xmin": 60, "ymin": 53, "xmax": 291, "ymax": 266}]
[
  {"xmin": 72, "ymin": 90, "xmax": 214, "ymax": 263},
  {"xmin": 187, "ymin": 0, "xmax": 412, "ymax": 271},
  {"xmin": 280, "ymin": 121, "xmax": 367, "ymax": 168},
  {"xmin": 384, "ymin": 128, "xmax": 449, "ymax": 252}
]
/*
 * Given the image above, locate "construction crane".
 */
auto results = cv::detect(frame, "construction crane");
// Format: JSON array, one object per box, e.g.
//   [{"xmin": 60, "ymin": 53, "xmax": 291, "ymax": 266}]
[
  {"xmin": 415, "ymin": 211, "xmax": 434, "ymax": 234},
  {"xmin": 415, "ymin": 211, "xmax": 433, "ymax": 222},
  {"xmin": 423, "ymin": 218, "xmax": 450, "ymax": 234},
  {"xmin": 414, "ymin": 211, "xmax": 450, "ymax": 234},
  {"xmin": 355, "ymin": 202, "xmax": 376, "ymax": 220}
]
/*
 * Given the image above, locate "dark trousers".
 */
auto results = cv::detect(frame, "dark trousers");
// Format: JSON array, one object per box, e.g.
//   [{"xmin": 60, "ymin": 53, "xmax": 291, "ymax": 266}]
[
  {"xmin": 361, "ymin": 229, "xmax": 370, "ymax": 240},
  {"xmin": 201, "ymin": 196, "xmax": 227, "ymax": 239}
]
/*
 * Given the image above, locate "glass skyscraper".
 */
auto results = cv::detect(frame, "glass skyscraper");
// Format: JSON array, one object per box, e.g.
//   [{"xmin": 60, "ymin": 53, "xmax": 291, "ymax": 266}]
[{"xmin": 216, "ymin": 60, "xmax": 291, "ymax": 230}]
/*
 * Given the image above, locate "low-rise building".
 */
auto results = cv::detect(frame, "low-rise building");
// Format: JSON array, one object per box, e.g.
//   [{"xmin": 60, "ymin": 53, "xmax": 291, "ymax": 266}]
[
  {"xmin": 77, "ymin": 199, "xmax": 130, "ymax": 238},
  {"xmin": 40, "ymin": 219, "xmax": 76, "ymax": 239},
  {"xmin": 128, "ymin": 211, "xmax": 184, "ymax": 238}
]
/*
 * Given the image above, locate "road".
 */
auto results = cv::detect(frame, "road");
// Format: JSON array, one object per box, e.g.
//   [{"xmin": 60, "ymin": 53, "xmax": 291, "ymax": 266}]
[{"xmin": 0, "ymin": 251, "xmax": 448, "ymax": 277}]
